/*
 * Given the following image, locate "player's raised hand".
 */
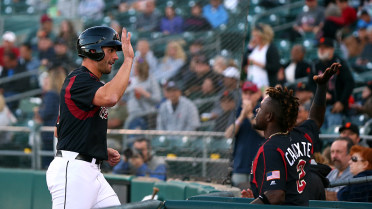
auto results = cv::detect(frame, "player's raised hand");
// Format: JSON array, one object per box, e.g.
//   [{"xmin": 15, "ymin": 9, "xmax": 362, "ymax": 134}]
[
  {"xmin": 313, "ymin": 62, "xmax": 341, "ymax": 84},
  {"xmin": 241, "ymin": 188, "xmax": 254, "ymax": 198},
  {"xmin": 121, "ymin": 27, "xmax": 134, "ymax": 59}
]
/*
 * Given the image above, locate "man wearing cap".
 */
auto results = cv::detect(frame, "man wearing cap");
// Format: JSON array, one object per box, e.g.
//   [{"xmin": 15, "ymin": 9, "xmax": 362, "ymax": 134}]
[
  {"xmin": 339, "ymin": 122, "xmax": 369, "ymax": 147},
  {"xmin": 0, "ymin": 31, "xmax": 20, "ymax": 66},
  {"xmin": 350, "ymin": 81, "xmax": 372, "ymax": 118},
  {"xmin": 214, "ymin": 91, "xmax": 236, "ymax": 132},
  {"xmin": 157, "ymin": 80, "xmax": 200, "ymax": 131},
  {"xmin": 225, "ymin": 81, "xmax": 264, "ymax": 187},
  {"xmin": 25, "ymin": 14, "xmax": 56, "ymax": 50},
  {"xmin": 309, "ymin": 37, "xmax": 354, "ymax": 132},
  {"xmin": 210, "ymin": 66, "xmax": 241, "ymax": 119}
]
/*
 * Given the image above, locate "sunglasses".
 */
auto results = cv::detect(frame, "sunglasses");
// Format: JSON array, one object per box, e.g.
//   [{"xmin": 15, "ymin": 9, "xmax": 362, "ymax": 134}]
[{"xmin": 351, "ymin": 156, "xmax": 365, "ymax": 162}]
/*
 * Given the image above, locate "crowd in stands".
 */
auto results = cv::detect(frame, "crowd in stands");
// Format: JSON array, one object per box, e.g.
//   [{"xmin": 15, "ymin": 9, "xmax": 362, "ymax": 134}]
[{"xmin": 0, "ymin": 0, "xmax": 371, "ymax": 202}]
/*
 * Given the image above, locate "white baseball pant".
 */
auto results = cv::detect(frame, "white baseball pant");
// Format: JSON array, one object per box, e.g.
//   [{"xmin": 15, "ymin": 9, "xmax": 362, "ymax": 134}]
[{"xmin": 46, "ymin": 150, "xmax": 121, "ymax": 209}]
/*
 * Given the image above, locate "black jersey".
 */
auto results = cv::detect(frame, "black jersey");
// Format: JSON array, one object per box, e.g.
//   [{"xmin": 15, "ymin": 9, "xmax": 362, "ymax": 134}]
[
  {"xmin": 250, "ymin": 119, "xmax": 319, "ymax": 206},
  {"xmin": 56, "ymin": 66, "xmax": 109, "ymax": 160}
]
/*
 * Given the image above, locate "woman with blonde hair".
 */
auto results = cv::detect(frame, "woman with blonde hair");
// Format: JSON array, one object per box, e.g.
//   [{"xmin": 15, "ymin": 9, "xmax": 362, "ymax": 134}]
[
  {"xmin": 337, "ymin": 145, "xmax": 372, "ymax": 202},
  {"xmin": 243, "ymin": 23, "xmax": 280, "ymax": 88},
  {"xmin": 34, "ymin": 66, "xmax": 67, "ymax": 168},
  {"xmin": 155, "ymin": 40, "xmax": 186, "ymax": 82}
]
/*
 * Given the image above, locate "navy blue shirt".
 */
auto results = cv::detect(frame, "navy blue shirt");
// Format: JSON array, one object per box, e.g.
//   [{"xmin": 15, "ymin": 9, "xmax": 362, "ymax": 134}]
[
  {"xmin": 57, "ymin": 66, "xmax": 108, "ymax": 160},
  {"xmin": 233, "ymin": 105, "xmax": 264, "ymax": 174},
  {"xmin": 251, "ymin": 119, "xmax": 319, "ymax": 206}
]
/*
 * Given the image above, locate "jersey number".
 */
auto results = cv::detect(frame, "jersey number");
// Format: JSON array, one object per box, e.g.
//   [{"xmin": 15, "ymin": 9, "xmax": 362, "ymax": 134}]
[{"xmin": 296, "ymin": 159, "xmax": 306, "ymax": 194}]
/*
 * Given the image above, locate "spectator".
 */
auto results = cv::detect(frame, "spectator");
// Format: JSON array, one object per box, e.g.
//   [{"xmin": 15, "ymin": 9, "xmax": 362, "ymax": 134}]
[
  {"xmin": 294, "ymin": 82, "xmax": 314, "ymax": 105},
  {"xmin": 202, "ymin": 0, "xmax": 229, "ymax": 28},
  {"xmin": 307, "ymin": 160, "xmax": 332, "ymax": 200},
  {"xmin": 357, "ymin": 10, "xmax": 372, "ymax": 30},
  {"xmin": 320, "ymin": 2, "xmax": 342, "ymax": 39},
  {"xmin": 107, "ymin": 99, "xmax": 128, "ymax": 152},
  {"xmin": 37, "ymin": 37, "xmax": 56, "ymax": 69},
  {"xmin": 33, "ymin": 68, "xmax": 66, "ymax": 169},
  {"xmin": 0, "ymin": 93, "xmax": 17, "ymax": 144},
  {"xmin": 126, "ymin": 59, "xmax": 161, "ymax": 129},
  {"xmin": 291, "ymin": 0, "xmax": 325, "ymax": 41},
  {"xmin": 18, "ymin": 43, "xmax": 40, "ymax": 89},
  {"xmin": 309, "ymin": 37, "xmax": 354, "ymax": 132},
  {"xmin": 160, "ymin": 6, "xmax": 183, "ymax": 35},
  {"xmin": 113, "ymin": 138, "xmax": 166, "ymax": 180},
  {"xmin": 350, "ymin": 81, "xmax": 372, "ymax": 118},
  {"xmin": 50, "ymin": 38, "xmax": 76, "ymax": 72},
  {"xmin": 0, "ymin": 52, "xmax": 31, "ymax": 113},
  {"xmin": 354, "ymin": 27, "xmax": 372, "ymax": 70},
  {"xmin": 326, "ymin": 0, "xmax": 357, "ymax": 36},
  {"xmin": 25, "ymin": 14, "xmax": 56, "ymax": 51},
  {"xmin": 157, "ymin": 80, "xmax": 200, "ymax": 131},
  {"xmin": 189, "ymin": 76, "xmax": 220, "ymax": 115},
  {"xmin": 57, "ymin": 0, "xmax": 78, "ymax": 18},
  {"xmin": 78, "ymin": 0, "xmax": 105, "ymax": 21},
  {"xmin": 212, "ymin": 55, "xmax": 229, "ymax": 75},
  {"xmin": 0, "ymin": 31, "xmax": 20, "ymax": 66},
  {"xmin": 339, "ymin": 122, "xmax": 369, "ymax": 147},
  {"xmin": 213, "ymin": 91, "xmax": 236, "ymax": 132},
  {"xmin": 135, "ymin": 0, "xmax": 161, "ymax": 32},
  {"xmin": 117, "ymin": 0, "xmax": 138, "ymax": 13},
  {"xmin": 242, "ymin": 23, "xmax": 280, "ymax": 88},
  {"xmin": 278, "ymin": 44, "xmax": 311, "ymax": 86},
  {"xmin": 225, "ymin": 81, "xmax": 264, "ymax": 188},
  {"xmin": 57, "ymin": 20, "xmax": 78, "ymax": 55},
  {"xmin": 133, "ymin": 39, "xmax": 158, "ymax": 75},
  {"xmin": 183, "ymin": 2, "xmax": 212, "ymax": 31},
  {"xmin": 337, "ymin": 145, "xmax": 372, "ymax": 202},
  {"xmin": 325, "ymin": 137, "xmax": 354, "ymax": 201},
  {"xmin": 155, "ymin": 41, "xmax": 186, "ymax": 83},
  {"xmin": 296, "ymin": 101, "xmax": 312, "ymax": 126}
]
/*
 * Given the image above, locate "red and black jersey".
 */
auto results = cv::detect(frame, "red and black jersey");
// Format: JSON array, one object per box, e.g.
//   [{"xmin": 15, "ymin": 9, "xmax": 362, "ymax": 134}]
[
  {"xmin": 56, "ymin": 66, "xmax": 109, "ymax": 160},
  {"xmin": 250, "ymin": 119, "xmax": 319, "ymax": 206}
]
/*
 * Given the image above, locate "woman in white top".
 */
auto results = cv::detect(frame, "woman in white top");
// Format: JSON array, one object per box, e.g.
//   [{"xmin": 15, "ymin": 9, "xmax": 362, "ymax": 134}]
[{"xmin": 244, "ymin": 23, "xmax": 281, "ymax": 88}]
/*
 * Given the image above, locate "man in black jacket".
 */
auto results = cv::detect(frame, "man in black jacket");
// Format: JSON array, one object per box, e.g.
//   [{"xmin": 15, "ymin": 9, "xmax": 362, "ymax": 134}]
[{"xmin": 309, "ymin": 37, "xmax": 354, "ymax": 132}]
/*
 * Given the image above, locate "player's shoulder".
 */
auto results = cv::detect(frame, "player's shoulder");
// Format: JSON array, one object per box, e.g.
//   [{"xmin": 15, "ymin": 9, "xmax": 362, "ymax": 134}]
[{"xmin": 69, "ymin": 66, "xmax": 99, "ymax": 81}]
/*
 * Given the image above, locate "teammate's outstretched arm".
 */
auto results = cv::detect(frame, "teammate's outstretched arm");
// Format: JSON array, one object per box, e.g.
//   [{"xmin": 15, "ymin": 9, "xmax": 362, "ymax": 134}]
[
  {"xmin": 93, "ymin": 28, "xmax": 134, "ymax": 107},
  {"xmin": 309, "ymin": 63, "xmax": 341, "ymax": 128}
]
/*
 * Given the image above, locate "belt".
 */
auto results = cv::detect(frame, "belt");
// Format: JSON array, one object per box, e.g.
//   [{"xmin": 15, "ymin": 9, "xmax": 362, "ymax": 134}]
[{"xmin": 56, "ymin": 150, "xmax": 103, "ymax": 165}]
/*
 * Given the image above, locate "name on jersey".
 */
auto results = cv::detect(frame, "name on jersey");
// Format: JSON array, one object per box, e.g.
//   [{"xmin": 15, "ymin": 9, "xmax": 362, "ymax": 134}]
[{"xmin": 285, "ymin": 142, "xmax": 312, "ymax": 166}]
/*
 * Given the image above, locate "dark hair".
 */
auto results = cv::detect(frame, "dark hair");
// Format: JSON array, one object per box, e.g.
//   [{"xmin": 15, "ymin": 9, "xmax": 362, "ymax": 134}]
[
  {"xmin": 266, "ymin": 86, "xmax": 299, "ymax": 131},
  {"xmin": 335, "ymin": 136, "xmax": 354, "ymax": 154},
  {"xmin": 136, "ymin": 58, "xmax": 150, "ymax": 81}
]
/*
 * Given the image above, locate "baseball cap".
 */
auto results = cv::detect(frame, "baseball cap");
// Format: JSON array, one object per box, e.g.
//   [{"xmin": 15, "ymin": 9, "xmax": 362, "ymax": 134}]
[
  {"xmin": 316, "ymin": 37, "xmax": 335, "ymax": 48},
  {"xmin": 164, "ymin": 80, "xmax": 181, "ymax": 90},
  {"xmin": 222, "ymin": 66, "xmax": 240, "ymax": 80},
  {"xmin": 2, "ymin": 31, "xmax": 16, "ymax": 42},
  {"xmin": 242, "ymin": 81, "xmax": 258, "ymax": 92},
  {"xmin": 40, "ymin": 14, "xmax": 52, "ymax": 23},
  {"xmin": 220, "ymin": 90, "xmax": 235, "ymax": 101},
  {"xmin": 295, "ymin": 82, "xmax": 311, "ymax": 91},
  {"xmin": 339, "ymin": 122, "xmax": 359, "ymax": 136},
  {"xmin": 194, "ymin": 54, "xmax": 209, "ymax": 65}
]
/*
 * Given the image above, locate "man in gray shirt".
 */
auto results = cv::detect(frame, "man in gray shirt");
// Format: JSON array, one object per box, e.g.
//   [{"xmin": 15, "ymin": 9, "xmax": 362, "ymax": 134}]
[
  {"xmin": 157, "ymin": 80, "xmax": 200, "ymax": 131},
  {"xmin": 326, "ymin": 137, "xmax": 354, "ymax": 200}
]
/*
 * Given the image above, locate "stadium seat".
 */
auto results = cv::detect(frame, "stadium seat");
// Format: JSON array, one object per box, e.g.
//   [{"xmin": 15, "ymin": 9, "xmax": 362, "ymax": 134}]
[{"xmin": 100, "ymin": 200, "xmax": 163, "ymax": 209}]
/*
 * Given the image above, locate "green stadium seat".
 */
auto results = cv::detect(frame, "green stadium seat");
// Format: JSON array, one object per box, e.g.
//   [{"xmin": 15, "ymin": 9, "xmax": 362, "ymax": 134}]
[
  {"xmin": 100, "ymin": 200, "xmax": 163, "ymax": 209},
  {"xmin": 31, "ymin": 171, "xmax": 52, "ymax": 209},
  {"xmin": 130, "ymin": 178, "xmax": 157, "ymax": 202},
  {"xmin": 309, "ymin": 200, "xmax": 372, "ymax": 209},
  {"xmin": 155, "ymin": 181, "xmax": 187, "ymax": 200}
]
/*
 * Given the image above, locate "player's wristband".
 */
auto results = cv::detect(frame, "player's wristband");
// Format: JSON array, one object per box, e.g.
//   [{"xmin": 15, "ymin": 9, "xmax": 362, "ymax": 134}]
[{"xmin": 258, "ymin": 194, "xmax": 271, "ymax": 204}]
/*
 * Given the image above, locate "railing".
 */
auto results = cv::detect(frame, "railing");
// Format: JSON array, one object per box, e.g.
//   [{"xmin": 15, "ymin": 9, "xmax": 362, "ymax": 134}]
[{"xmin": 1, "ymin": 125, "xmax": 371, "ymax": 172}]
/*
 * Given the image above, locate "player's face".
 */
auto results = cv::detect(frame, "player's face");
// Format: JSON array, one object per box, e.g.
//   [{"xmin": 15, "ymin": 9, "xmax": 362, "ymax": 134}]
[
  {"xmin": 253, "ymin": 95, "xmax": 270, "ymax": 131},
  {"xmin": 330, "ymin": 140, "xmax": 351, "ymax": 171},
  {"xmin": 98, "ymin": 47, "xmax": 119, "ymax": 74}
]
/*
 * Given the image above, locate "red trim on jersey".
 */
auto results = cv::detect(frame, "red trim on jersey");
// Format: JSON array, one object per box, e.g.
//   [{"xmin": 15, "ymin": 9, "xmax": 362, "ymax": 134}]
[
  {"xmin": 251, "ymin": 146, "xmax": 263, "ymax": 187},
  {"xmin": 304, "ymin": 133, "xmax": 314, "ymax": 154},
  {"xmin": 276, "ymin": 148, "xmax": 287, "ymax": 181},
  {"xmin": 65, "ymin": 76, "xmax": 100, "ymax": 120},
  {"xmin": 260, "ymin": 146, "xmax": 266, "ymax": 194}
]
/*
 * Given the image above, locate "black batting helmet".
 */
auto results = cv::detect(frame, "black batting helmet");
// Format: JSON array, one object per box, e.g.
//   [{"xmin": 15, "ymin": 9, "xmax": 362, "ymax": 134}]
[{"xmin": 77, "ymin": 26, "xmax": 122, "ymax": 61}]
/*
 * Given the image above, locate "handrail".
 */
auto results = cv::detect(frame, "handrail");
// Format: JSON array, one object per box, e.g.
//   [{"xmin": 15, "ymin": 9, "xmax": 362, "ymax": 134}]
[
  {"xmin": 0, "ymin": 70, "xmax": 38, "ymax": 84},
  {"xmin": 329, "ymin": 175, "xmax": 372, "ymax": 187}
]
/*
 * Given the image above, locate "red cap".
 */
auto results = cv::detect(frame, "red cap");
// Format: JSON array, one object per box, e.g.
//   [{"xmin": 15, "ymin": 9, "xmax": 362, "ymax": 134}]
[
  {"xmin": 242, "ymin": 81, "xmax": 258, "ymax": 92},
  {"xmin": 40, "ymin": 14, "xmax": 52, "ymax": 23}
]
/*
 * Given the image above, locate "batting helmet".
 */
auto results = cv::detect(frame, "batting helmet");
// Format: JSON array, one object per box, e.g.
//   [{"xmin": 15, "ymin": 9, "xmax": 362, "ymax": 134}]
[{"xmin": 77, "ymin": 26, "xmax": 122, "ymax": 61}]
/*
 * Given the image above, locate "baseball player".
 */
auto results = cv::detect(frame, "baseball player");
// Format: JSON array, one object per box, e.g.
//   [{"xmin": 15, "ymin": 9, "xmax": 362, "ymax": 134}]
[
  {"xmin": 242, "ymin": 63, "xmax": 341, "ymax": 205},
  {"xmin": 46, "ymin": 26, "xmax": 134, "ymax": 209}
]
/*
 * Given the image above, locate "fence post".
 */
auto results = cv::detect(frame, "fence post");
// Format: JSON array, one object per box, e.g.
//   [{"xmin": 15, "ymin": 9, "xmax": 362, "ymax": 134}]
[{"xmin": 29, "ymin": 121, "xmax": 41, "ymax": 169}]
